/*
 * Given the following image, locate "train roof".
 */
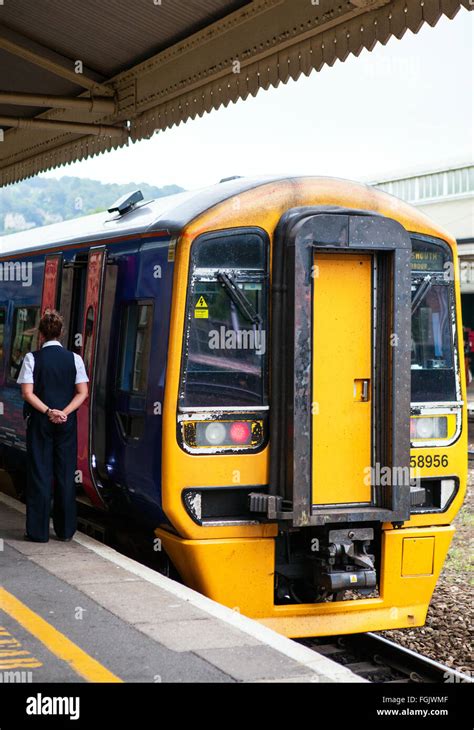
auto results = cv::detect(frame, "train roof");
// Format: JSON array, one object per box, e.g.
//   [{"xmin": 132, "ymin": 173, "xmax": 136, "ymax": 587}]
[
  {"xmin": 0, "ymin": 175, "xmax": 288, "ymax": 256},
  {"xmin": 0, "ymin": 174, "xmax": 452, "ymax": 258}
]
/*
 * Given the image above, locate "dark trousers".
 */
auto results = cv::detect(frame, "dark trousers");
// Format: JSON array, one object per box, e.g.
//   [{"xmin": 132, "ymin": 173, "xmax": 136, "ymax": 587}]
[{"xmin": 25, "ymin": 412, "xmax": 77, "ymax": 541}]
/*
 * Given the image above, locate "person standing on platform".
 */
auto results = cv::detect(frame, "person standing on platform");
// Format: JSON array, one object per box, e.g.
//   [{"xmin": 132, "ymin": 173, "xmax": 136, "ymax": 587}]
[{"xmin": 17, "ymin": 309, "xmax": 89, "ymax": 543}]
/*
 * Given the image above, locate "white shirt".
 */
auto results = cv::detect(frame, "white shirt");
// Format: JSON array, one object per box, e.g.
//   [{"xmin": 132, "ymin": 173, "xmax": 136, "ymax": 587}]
[{"xmin": 16, "ymin": 341, "xmax": 89, "ymax": 385}]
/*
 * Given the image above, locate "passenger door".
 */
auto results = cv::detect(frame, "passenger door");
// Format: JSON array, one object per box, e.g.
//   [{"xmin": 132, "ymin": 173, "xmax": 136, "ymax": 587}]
[{"xmin": 76, "ymin": 247, "xmax": 107, "ymax": 506}]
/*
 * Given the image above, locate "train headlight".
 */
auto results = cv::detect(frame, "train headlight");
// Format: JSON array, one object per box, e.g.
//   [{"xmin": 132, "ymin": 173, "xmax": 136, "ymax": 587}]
[
  {"xmin": 183, "ymin": 490, "xmax": 202, "ymax": 522},
  {"xmin": 181, "ymin": 419, "xmax": 264, "ymax": 451},
  {"xmin": 204, "ymin": 422, "xmax": 227, "ymax": 446},
  {"xmin": 440, "ymin": 479, "xmax": 456, "ymax": 509},
  {"xmin": 410, "ymin": 416, "xmax": 448, "ymax": 441}
]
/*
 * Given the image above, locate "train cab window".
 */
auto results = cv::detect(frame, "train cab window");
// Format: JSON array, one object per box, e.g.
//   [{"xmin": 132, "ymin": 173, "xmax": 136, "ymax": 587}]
[
  {"xmin": 118, "ymin": 303, "xmax": 153, "ymax": 394},
  {"xmin": 0, "ymin": 308, "xmax": 5, "ymax": 369},
  {"xmin": 180, "ymin": 230, "xmax": 269, "ymax": 409},
  {"xmin": 411, "ymin": 239, "xmax": 458, "ymax": 402},
  {"xmin": 9, "ymin": 307, "xmax": 39, "ymax": 380}
]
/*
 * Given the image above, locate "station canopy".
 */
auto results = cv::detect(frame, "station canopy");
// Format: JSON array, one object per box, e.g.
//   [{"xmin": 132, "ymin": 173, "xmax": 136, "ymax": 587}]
[{"xmin": 0, "ymin": 0, "xmax": 471, "ymax": 186}]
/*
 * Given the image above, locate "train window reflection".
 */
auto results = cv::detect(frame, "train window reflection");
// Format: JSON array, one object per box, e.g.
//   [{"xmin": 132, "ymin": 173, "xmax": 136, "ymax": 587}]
[
  {"xmin": 411, "ymin": 284, "xmax": 456, "ymax": 402},
  {"xmin": 10, "ymin": 307, "xmax": 39, "ymax": 380},
  {"xmin": 83, "ymin": 306, "xmax": 95, "ymax": 376},
  {"xmin": 186, "ymin": 282, "xmax": 266, "ymax": 406},
  {"xmin": 181, "ymin": 230, "xmax": 269, "ymax": 408},
  {"xmin": 118, "ymin": 303, "xmax": 153, "ymax": 394},
  {"xmin": 0, "ymin": 308, "xmax": 5, "ymax": 370},
  {"xmin": 193, "ymin": 233, "xmax": 265, "ymax": 270},
  {"xmin": 182, "ymin": 280, "xmax": 267, "ymax": 407}
]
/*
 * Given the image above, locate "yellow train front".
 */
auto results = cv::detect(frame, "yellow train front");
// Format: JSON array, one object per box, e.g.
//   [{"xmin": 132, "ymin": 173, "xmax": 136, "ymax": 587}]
[{"xmin": 156, "ymin": 176, "xmax": 467, "ymax": 638}]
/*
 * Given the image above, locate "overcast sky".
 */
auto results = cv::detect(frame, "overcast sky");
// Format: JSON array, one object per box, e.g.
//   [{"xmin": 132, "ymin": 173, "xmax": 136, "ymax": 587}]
[{"xmin": 42, "ymin": 8, "xmax": 473, "ymax": 191}]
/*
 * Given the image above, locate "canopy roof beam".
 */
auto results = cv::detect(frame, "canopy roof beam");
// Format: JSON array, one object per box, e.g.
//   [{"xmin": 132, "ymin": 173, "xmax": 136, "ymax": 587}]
[
  {"xmin": 0, "ymin": 115, "xmax": 126, "ymax": 138},
  {"xmin": 0, "ymin": 91, "xmax": 116, "ymax": 113},
  {"xmin": 0, "ymin": 26, "xmax": 114, "ymax": 97}
]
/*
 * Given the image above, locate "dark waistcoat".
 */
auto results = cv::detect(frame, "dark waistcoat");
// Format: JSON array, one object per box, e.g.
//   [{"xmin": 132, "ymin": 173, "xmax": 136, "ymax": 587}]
[{"xmin": 29, "ymin": 346, "xmax": 76, "ymax": 412}]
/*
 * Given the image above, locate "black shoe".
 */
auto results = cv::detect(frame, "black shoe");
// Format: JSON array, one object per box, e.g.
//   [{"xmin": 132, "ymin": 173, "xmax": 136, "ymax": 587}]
[
  {"xmin": 23, "ymin": 533, "xmax": 48, "ymax": 543},
  {"xmin": 55, "ymin": 536, "xmax": 73, "ymax": 542}
]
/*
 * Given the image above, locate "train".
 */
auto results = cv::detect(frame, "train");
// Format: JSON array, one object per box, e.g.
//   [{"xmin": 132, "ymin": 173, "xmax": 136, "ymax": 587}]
[{"xmin": 0, "ymin": 175, "xmax": 467, "ymax": 637}]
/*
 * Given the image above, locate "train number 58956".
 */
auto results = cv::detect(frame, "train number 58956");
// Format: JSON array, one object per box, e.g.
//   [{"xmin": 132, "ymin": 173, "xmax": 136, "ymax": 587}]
[{"xmin": 410, "ymin": 454, "xmax": 449, "ymax": 469}]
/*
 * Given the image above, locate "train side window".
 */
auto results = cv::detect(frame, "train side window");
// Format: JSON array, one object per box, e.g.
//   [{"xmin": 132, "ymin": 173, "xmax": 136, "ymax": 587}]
[
  {"xmin": 118, "ymin": 302, "xmax": 153, "ymax": 394},
  {"xmin": 82, "ymin": 306, "xmax": 95, "ymax": 375},
  {"xmin": 9, "ymin": 307, "xmax": 40, "ymax": 380},
  {"xmin": 0, "ymin": 308, "xmax": 5, "ymax": 371}
]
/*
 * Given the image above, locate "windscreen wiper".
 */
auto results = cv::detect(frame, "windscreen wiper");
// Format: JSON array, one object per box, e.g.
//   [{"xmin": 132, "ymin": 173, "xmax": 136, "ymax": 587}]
[
  {"xmin": 217, "ymin": 272, "xmax": 262, "ymax": 325},
  {"xmin": 411, "ymin": 275, "xmax": 433, "ymax": 315}
]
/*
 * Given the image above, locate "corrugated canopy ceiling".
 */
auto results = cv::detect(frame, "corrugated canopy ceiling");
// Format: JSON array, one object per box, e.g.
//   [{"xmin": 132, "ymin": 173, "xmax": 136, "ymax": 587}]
[{"xmin": 0, "ymin": 0, "xmax": 471, "ymax": 186}]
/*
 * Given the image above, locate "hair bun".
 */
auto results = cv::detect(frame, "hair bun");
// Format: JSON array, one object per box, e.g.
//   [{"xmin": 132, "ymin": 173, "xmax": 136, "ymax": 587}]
[{"xmin": 39, "ymin": 309, "xmax": 64, "ymax": 341}]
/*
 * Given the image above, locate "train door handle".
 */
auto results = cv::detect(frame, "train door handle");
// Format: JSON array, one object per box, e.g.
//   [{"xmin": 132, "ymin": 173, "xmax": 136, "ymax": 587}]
[
  {"xmin": 362, "ymin": 379, "xmax": 370, "ymax": 402},
  {"xmin": 354, "ymin": 379, "xmax": 371, "ymax": 402}
]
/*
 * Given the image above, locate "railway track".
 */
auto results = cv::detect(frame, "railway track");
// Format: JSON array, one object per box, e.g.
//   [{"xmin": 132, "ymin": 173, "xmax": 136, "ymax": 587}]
[{"xmin": 300, "ymin": 632, "xmax": 473, "ymax": 683}]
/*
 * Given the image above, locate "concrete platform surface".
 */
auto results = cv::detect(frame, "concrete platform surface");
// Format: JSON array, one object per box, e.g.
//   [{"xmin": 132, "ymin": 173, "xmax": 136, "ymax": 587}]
[{"xmin": 0, "ymin": 493, "xmax": 363, "ymax": 684}]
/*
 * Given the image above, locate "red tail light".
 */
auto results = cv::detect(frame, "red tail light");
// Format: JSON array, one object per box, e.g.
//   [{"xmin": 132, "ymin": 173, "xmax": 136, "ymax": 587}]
[{"xmin": 229, "ymin": 421, "xmax": 252, "ymax": 444}]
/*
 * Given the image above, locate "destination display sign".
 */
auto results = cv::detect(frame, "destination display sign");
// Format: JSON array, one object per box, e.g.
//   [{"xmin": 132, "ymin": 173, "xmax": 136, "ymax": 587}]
[{"xmin": 411, "ymin": 248, "xmax": 446, "ymax": 272}]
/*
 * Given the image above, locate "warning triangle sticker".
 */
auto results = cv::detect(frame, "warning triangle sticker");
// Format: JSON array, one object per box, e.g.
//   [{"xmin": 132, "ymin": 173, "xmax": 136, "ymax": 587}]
[{"xmin": 195, "ymin": 296, "xmax": 208, "ymax": 308}]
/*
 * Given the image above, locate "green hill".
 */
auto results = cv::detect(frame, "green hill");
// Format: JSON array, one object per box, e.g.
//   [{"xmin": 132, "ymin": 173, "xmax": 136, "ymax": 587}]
[{"xmin": 0, "ymin": 176, "xmax": 185, "ymax": 234}]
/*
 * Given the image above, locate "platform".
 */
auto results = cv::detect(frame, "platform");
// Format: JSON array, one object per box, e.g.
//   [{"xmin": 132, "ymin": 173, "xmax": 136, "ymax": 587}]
[{"xmin": 0, "ymin": 494, "xmax": 362, "ymax": 684}]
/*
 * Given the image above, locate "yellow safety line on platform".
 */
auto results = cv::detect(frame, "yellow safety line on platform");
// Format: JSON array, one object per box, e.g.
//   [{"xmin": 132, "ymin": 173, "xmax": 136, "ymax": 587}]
[
  {"xmin": 0, "ymin": 624, "xmax": 42, "ymax": 669},
  {"xmin": 0, "ymin": 656, "xmax": 42, "ymax": 669},
  {"xmin": 0, "ymin": 588, "xmax": 123, "ymax": 682}
]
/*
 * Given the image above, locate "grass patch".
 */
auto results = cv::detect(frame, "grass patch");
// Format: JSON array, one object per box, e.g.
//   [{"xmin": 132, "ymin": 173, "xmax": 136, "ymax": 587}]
[
  {"xmin": 457, "ymin": 507, "xmax": 474, "ymax": 527},
  {"xmin": 445, "ymin": 546, "xmax": 473, "ymax": 575}
]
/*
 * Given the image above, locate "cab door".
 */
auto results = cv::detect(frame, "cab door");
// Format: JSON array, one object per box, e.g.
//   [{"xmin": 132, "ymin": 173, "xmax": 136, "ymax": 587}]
[
  {"xmin": 266, "ymin": 209, "xmax": 412, "ymax": 528},
  {"xmin": 312, "ymin": 253, "xmax": 372, "ymax": 506},
  {"xmin": 76, "ymin": 247, "xmax": 107, "ymax": 507}
]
